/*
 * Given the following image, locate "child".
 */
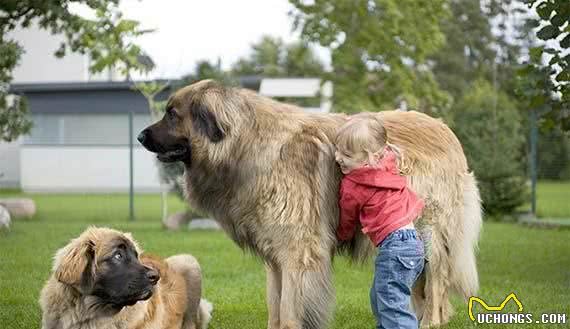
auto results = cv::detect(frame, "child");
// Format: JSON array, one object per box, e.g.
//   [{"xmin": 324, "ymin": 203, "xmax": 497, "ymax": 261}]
[{"xmin": 335, "ymin": 115, "xmax": 425, "ymax": 329}]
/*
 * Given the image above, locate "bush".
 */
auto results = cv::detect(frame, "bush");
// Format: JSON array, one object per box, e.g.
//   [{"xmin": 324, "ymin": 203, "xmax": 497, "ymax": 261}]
[{"xmin": 453, "ymin": 80, "xmax": 527, "ymax": 217}]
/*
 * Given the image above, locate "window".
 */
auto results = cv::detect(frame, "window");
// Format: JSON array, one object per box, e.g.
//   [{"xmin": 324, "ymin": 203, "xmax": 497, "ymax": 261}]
[{"xmin": 23, "ymin": 114, "xmax": 153, "ymax": 145}]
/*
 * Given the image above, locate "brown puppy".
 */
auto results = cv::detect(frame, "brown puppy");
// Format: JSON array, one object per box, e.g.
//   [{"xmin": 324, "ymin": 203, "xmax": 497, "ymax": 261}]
[
  {"xmin": 39, "ymin": 227, "xmax": 213, "ymax": 329},
  {"xmin": 138, "ymin": 80, "xmax": 482, "ymax": 329}
]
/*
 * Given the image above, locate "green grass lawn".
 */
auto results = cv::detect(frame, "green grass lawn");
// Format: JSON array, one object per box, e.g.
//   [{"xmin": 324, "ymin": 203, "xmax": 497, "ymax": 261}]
[
  {"xmin": 1, "ymin": 192, "xmax": 569, "ymax": 328},
  {"xmin": 536, "ymin": 181, "xmax": 570, "ymax": 218}
]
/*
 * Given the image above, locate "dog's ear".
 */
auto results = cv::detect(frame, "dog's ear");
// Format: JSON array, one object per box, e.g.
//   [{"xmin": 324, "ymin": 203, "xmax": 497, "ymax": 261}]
[
  {"xmin": 140, "ymin": 254, "xmax": 165, "ymax": 277},
  {"xmin": 190, "ymin": 102, "xmax": 225, "ymax": 143},
  {"xmin": 53, "ymin": 238, "xmax": 94, "ymax": 286},
  {"xmin": 123, "ymin": 232, "xmax": 143, "ymax": 255}
]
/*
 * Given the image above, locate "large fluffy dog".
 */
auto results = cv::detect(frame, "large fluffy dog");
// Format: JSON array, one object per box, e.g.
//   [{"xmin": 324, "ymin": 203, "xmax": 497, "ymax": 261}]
[
  {"xmin": 138, "ymin": 80, "xmax": 482, "ymax": 329},
  {"xmin": 39, "ymin": 227, "xmax": 212, "ymax": 329}
]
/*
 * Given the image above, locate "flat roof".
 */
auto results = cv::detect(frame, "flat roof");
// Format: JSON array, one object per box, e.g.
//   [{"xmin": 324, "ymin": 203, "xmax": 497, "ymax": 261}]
[
  {"xmin": 9, "ymin": 76, "xmax": 263, "ymax": 93},
  {"xmin": 9, "ymin": 81, "xmax": 161, "ymax": 93},
  {"xmin": 6, "ymin": 76, "xmax": 286, "ymax": 114}
]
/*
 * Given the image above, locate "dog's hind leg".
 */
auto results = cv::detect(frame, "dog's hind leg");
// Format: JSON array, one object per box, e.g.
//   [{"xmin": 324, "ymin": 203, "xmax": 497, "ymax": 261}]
[
  {"xmin": 166, "ymin": 254, "xmax": 203, "ymax": 329},
  {"xmin": 419, "ymin": 225, "xmax": 454, "ymax": 328},
  {"xmin": 419, "ymin": 173, "xmax": 482, "ymax": 329},
  {"xmin": 448, "ymin": 173, "xmax": 482, "ymax": 301},
  {"xmin": 266, "ymin": 264, "xmax": 282, "ymax": 329},
  {"xmin": 421, "ymin": 174, "xmax": 482, "ymax": 328}
]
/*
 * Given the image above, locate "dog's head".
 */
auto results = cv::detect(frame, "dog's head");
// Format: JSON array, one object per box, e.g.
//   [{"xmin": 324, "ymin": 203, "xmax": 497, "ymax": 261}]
[
  {"xmin": 138, "ymin": 79, "xmax": 241, "ymax": 166},
  {"xmin": 53, "ymin": 227, "xmax": 159, "ymax": 312}
]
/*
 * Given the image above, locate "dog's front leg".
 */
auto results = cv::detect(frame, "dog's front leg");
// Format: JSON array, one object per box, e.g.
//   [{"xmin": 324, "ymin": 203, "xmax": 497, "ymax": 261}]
[
  {"xmin": 266, "ymin": 264, "xmax": 282, "ymax": 329},
  {"xmin": 279, "ymin": 267, "xmax": 303, "ymax": 329},
  {"xmin": 278, "ymin": 256, "xmax": 335, "ymax": 329},
  {"xmin": 40, "ymin": 312, "xmax": 61, "ymax": 329}
]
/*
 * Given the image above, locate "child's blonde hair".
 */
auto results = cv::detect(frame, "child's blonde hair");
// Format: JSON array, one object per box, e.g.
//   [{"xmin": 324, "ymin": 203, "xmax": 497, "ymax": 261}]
[
  {"xmin": 335, "ymin": 116, "xmax": 387, "ymax": 161},
  {"xmin": 335, "ymin": 114, "xmax": 406, "ymax": 171}
]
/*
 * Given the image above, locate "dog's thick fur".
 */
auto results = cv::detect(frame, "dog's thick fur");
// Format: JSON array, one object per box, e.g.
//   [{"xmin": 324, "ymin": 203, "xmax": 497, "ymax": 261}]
[
  {"xmin": 139, "ymin": 80, "xmax": 482, "ymax": 329},
  {"xmin": 39, "ymin": 227, "xmax": 213, "ymax": 329}
]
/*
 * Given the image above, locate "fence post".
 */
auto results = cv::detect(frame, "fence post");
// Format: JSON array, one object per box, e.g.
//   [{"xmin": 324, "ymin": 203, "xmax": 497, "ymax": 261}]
[
  {"xmin": 129, "ymin": 111, "xmax": 135, "ymax": 221},
  {"xmin": 529, "ymin": 108, "xmax": 538, "ymax": 217}
]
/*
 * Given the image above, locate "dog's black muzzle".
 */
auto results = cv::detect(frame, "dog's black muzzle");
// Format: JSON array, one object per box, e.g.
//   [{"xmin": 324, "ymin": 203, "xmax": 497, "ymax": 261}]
[{"xmin": 138, "ymin": 128, "xmax": 191, "ymax": 163}]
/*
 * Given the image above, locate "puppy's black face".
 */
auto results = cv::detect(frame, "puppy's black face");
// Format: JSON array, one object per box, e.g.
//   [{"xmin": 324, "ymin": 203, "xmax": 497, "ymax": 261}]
[{"xmin": 89, "ymin": 241, "xmax": 159, "ymax": 309}]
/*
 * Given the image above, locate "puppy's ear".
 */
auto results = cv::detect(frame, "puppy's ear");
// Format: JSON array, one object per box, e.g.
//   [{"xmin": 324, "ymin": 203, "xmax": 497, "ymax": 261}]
[
  {"xmin": 191, "ymin": 103, "xmax": 225, "ymax": 143},
  {"xmin": 140, "ymin": 254, "xmax": 165, "ymax": 277},
  {"xmin": 53, "ymin": 238, "xmax": 93, "ymax": 286},
  {"xmin": 123, "ymin": 232, "xmax": 143, "ymax": 255}
]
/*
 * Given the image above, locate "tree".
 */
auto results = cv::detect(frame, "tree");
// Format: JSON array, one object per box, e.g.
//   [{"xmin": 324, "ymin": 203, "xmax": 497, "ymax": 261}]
[
  {"xmin": 431, "ymin": 0, "xmax": 538, "ymax": 104},
  {"xmin": 516, "ymin": 50, "xmax": 570, "ymax": 181},
  {"xmin": 0, "ymin": 36, "xmax": 30, "ymax": 141},
  {"xmin": 232, "ymin": 35, "xmax": 325, "ymax": 107},
  {"xmin": 283, "ymin": 41, "xmax": 326, "ymax": 77},
  {"xmin": 0, "ymin": 0, "xmax": 151, "ymax": 141},
  {"xmin": 231, "ymin": 35, "xmax": 325, "ymax": 77},
  {"xmin": 134, "ymin": 80, "xmax": 182, "ymax": 222},
  {"xmin": 0, "ymin": 86, "xmax": 31, "ymax": 142},
  {"xmin": 484, "ymin": 0, "xmax": 535, "ymax": 95},
  {"xmin": 430, "ymin": 0, "xmax": 497, "ymax": 101},
  {"xmin": 453, "ymin": 80, "xmax": 527, "ymax": 216},
  {"xmin": 519, "ymin": 0, "xmax": 570, "ymax": 131},
  {"xmin": 185, "ymin": 58, "xmax": 236, "ymax": 85},
  {"xmin": 289, "ymin": 0, "xmax": 450, "ymax": 116},
  {"xmin": 232, "ymin": 36, "xmax": 284, "ymax": 77},
  {"xmin": 134, "ymin": 80, "xmax": 168, "ymax": 122}
]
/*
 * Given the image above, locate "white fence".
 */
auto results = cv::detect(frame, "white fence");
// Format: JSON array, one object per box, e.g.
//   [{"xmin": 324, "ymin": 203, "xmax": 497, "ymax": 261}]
[{"xmin": 20, "ymin": 146, "xmax": 161, "ymax": 192}]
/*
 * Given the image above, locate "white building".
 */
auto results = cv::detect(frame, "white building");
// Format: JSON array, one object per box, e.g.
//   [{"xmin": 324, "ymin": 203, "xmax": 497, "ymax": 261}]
[
  {"xmin": 1, "ymin": 25, "xmax": 332, "ymax": 192},
  {"xmin": 1, "ymin": 24, "xmax": 153, "ymax": 191},
  {"xmin": 8, "ymin": 23, "xmax": 121, "ymax": 84},
  {"xmin": 8, "ymin": 82, "xmax": 163, "ymax": 192}
]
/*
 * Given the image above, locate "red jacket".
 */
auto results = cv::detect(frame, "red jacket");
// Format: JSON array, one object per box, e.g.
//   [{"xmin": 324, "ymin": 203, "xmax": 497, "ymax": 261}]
[{"xmin": 337, "ymin": 151, "xmax": 425, "ymax": 246}]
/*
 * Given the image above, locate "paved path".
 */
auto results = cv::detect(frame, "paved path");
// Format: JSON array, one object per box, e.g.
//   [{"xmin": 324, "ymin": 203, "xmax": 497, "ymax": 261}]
[
  {"xmin": 518, "ymin": 213, "xmax": 570, "ymax": 229},
  {"xmin": 188, "ymin": 218, "xmax": 221, "ymax": 230}
]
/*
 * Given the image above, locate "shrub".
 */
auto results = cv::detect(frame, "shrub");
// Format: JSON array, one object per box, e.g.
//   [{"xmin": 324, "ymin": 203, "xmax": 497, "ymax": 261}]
[{"xmin": 453, "ymin": 80, "xmax": 527, "ymax": 217}]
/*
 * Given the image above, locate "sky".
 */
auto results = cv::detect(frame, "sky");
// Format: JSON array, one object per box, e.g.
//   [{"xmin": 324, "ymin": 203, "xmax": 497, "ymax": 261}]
[
  {"xmin": 69, "ymin": 1, "xmax": 550, "ymax": 81},
  {"xmin": 109, "ymin": 0, "xmax": 330, "ymax": 79}
]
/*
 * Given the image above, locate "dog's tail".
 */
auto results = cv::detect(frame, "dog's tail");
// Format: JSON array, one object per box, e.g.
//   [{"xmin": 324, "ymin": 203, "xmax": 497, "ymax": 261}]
[
  {"xmin": 449, "ymin": 172, "xmax": 482, "ymax": 299},
  {"xmin": 197, "ymin": 298, "xmax": 213, "ymax": 329}
]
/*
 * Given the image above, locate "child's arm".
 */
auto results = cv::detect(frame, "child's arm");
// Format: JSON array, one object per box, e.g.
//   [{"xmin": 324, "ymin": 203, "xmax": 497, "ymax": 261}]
[{"xmin": 337, "ymin": 192, "xmax": 360, "ymax": 241}]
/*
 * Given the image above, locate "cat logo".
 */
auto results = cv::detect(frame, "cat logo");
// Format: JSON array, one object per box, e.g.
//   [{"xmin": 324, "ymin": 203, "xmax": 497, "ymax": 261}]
[
  {"xmin": 468, "ymin": 293, "xmax": 523, "ymax": 321},
  {"xmin": 469, "ymin": 292, "xmax": 567, "ymax": 325}
]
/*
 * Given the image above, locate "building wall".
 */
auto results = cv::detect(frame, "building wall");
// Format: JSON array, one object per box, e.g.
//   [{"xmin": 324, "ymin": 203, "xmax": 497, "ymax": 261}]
[
  {"xmin": 9, "ymin": 25, "xmax": 86, "ymax": 83},
  {"xmin": 24, "ymin": 113, "xmax": 152, "ymax": 145},
  {"xmin": 18, "ymin": 113, "xmax": 160, "ymax": 192},
  {"xmin": 8, "ymin": 23, "xmax": 119, "ymax": 83},
  {"xmin": 0, "ymin": 140, "xmax": 21, "ymax": 188},
  {"xmin": 3, "ymin": 23, "xmax": 126, "ymax": 189},
  {"xmin": 20, "ymin": 146, "xmax": 162, "ymax": 192}
]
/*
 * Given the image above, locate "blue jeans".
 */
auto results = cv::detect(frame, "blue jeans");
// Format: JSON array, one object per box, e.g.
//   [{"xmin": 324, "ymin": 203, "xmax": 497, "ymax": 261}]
[{"xmin": 370, "ymin": 229, "xmax": 425, "ymax": 329}]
